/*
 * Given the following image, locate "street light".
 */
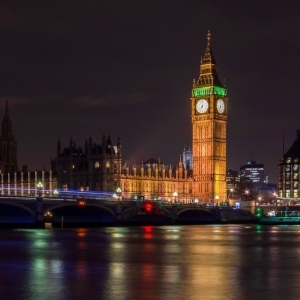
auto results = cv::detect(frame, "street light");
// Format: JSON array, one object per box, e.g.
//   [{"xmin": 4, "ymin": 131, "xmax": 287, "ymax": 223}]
[
  {"xmin": 195, "ymin": 199, "xmax": 199, "ymax": 206},
  {"xmin": 273, "ymin": 192, "xmax": 277, "ymax": 205},
  {"xmin": 245, "ymin": 190, "xmax": 250, "ymax": 200},
  {"xmin": 173, "ymin": 191, "xmax": 178, "ymax": 204},
  {"xmin": 116, "ymin": 187, "xmax": 122, "ymax": 201},
  {"xmin": 53, "ymin": 189, "xmax": 59, "ymax": 198},
  {"xmin": 258, "ymin": 196, "xmax": 262, "ymax": 206},
  {"xmin": 215, "ymin": 195, "xmax": 219, "ymax": 206},
  {"xmin": 37, "ymin": 182, "xmax": 43, "ymax": 197}
]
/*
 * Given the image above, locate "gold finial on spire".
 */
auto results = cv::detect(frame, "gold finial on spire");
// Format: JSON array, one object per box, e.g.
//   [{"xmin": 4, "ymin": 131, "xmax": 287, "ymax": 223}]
[
  {"xmin": 207, "ymin": 30, "xmax": 211, "ymax": 41},
  {"xmin": 206, "ymin": 30, "xmax": 211, "ymax": 52}
]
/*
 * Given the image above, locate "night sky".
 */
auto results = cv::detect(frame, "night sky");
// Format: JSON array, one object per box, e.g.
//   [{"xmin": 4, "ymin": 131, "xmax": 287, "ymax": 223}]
[{"xmin": 1, "ymin": 1, "xmax": 300, "ymax": 183}]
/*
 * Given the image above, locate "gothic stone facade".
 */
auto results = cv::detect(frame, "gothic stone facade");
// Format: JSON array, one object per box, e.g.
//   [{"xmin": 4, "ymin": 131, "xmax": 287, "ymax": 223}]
[
  {"xmin": 52, "ymin": 135, "xmax": 122, "ymax": 192},
  {"xmin": 120, "ymin": 158, "xmax": 194, "ymax": 202}
]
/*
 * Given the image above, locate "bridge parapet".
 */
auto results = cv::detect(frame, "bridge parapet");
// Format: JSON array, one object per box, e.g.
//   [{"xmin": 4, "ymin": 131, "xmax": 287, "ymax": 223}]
[{"xmin": 0, "ymin": 197, "xmax": 257, "ymax": 226}]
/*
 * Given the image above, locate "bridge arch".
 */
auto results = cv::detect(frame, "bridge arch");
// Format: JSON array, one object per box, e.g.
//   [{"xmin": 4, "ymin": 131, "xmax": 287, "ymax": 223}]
[
  {"xmin": 43, "ymin": 203, "xmax": 116, "ymax": 223},
  {"xmin": 0, "ymin": 200, "xmax": 35, "ymax": 217},
  {"xmin": 177, "ymin": 208, "xmax": 215, "ymax": 221}
]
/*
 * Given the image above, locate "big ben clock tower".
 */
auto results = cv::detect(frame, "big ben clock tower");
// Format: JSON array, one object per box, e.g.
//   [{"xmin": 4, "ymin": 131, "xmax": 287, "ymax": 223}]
[{"xmin": 191, "ymin": 31, "xmax": 227, "ymax": 204}]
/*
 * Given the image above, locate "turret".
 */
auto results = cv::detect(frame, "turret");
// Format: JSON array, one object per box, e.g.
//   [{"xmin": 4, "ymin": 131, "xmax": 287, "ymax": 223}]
[
  {"xmin": 102, "ymin": 134, "xmax": 106, "ymax": 155},
  {"xmin": 85, "ymin": 137, "xmax": 88, "ymax": 154},
  {"xmin": 141, "ymin": 161, "xmax": 144, "ymax": 177},
  {"xmin": 107, "ymin": 135, "xmax": 112, "ymax": 155},
  {"xmin": 125, "ymin": 161, "xmax": 129, "ymax": 176},
  {"xmin": 133, "ymin": 164, "xmax": 136, "ymax": 177},
  {"xmin": 168, "ymin": 164, "xmax": 172, "ymax": 178},
  {"xmin": 117, "ymin": 136, "xmax": 122, "ymax": 158},
  {"xmin": 162, "ymin": 164, "xmax": 165, "ymax": 178},
  {"xmin": 178, "ymin": 155, "xmax": 183, "ymax": 179},
  {"xmin": 155, "ymin": 164, "xmax": 158, "ymax": 178},
  {"xmin": 69, "ymin": 136, "xmax": 75, "ymax": 154}
]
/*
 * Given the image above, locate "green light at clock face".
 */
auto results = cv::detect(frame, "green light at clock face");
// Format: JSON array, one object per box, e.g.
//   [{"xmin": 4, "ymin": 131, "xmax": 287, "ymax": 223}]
[{"xmin": 192, "ymin": 86, "xmax": 227, "ymax": 97}]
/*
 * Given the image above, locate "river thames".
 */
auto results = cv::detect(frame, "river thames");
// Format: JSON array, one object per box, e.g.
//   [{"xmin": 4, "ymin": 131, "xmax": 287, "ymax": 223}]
[{"xmin": 1, "ymin": 224, "xmax": 300, "ymax": 300}]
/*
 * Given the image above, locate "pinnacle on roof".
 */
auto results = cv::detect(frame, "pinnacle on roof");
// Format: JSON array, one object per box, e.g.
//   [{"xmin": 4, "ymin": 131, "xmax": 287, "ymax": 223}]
[{"xmin": 1, "ymin": 99, "xmax": 15, "ymax": 141}]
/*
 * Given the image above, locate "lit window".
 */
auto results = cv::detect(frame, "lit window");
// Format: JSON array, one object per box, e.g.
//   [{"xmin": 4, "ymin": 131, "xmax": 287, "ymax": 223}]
[
  {"xmin": 106, "ymin": 161, "xmax": 110, "ymax": 168},
  {"xmin": 294, "ymin": 182, "xmax": 298, "ymax": 188},
  {"xmin": 95, "ymin": 162, "xmax": 100, "ymax": 169}
]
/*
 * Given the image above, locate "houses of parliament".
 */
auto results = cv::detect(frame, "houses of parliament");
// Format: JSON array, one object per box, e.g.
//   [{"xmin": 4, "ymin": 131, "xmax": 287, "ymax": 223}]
[{"xmin": 0, "ymin": 32, "xmax": 228, "ymax": 204}]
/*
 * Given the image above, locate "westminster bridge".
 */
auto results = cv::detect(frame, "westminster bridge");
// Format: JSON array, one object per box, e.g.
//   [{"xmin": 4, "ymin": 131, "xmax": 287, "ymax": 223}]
[{"xmin": 0, "ymin": 196, "xmax": 258, "ymax": 227}]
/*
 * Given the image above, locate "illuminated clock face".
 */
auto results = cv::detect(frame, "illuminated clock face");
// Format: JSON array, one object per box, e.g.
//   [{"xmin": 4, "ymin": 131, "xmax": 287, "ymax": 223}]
[
  {"xmin": 216, "ymin": 99, "xmax": 225, "ymax": 113},
  {"xmin": 196, "ymin": 99, "xmax": 209, "ymax": 113}
]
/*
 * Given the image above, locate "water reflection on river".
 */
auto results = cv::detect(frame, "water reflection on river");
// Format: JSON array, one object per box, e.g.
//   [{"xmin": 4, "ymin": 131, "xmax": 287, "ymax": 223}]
[{"xmin": 1, "ymin": 224, "xmax": 300, "ymax": 300}]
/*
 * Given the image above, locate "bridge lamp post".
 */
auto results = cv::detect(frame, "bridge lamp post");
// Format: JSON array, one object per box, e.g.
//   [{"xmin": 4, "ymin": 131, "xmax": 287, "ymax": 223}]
[
  {"xmin": 173, "ymin": 191, "xmax": 178, "ymax": 204},
  {"xmin": 112, "ymin": 193, "xmax": 118, "ymax": 201},
  {"xmin": 37, "ymin": 182, "xmax": 43, "ymax": 197},
  {"xmin": 215, "ymin": 195, "xmax": 219, "ymax": 206},
  {"xmin": 245, "ymin": 190, "xmax": 249, "ymax": 198},
  {"xmin": 116, "ymin": 187, "xmax": 122, "ymax": 201},
  {"xmin": 258, "ymin": 196, "xmax": 262, "ymax": 206},
  {"xmin": 53, "ymin": 189, "xmax": 59, "ymax": 198},
  {"xmin": 273, "ymin": 192, "xmax": 277, "ymax": 205}
]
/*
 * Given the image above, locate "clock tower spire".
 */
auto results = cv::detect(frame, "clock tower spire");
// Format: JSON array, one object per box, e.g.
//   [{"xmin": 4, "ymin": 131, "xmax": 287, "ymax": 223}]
[
  {"xmin": 0, "ymin": 100, "xmax": 18, "ymax": 173},
  {"xmin": 191, "ymin": 31, "xmax": 227, "ymax": 204}
]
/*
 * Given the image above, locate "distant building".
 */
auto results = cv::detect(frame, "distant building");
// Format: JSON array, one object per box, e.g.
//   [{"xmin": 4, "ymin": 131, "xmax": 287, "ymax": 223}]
[
  {"xmin": 278, "ymin": 130, "xmax": 300, "ymax": 202},
  {"xmin": 226, "ymin": 169, "xmax": 240, "ymax": 199},
  {"xmin": 182, "ymin": 146, "xmax": 193, "ymax": 170},
  {"xmin": 240, "ymin": 161, "xmax": 265, "ymax": 184}
]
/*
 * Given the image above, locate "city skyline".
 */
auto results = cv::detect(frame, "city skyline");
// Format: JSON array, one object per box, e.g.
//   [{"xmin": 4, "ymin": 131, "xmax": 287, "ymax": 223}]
[{"xmin": 1, "ymin": 1, "xmax": 300, "ymax": 183}]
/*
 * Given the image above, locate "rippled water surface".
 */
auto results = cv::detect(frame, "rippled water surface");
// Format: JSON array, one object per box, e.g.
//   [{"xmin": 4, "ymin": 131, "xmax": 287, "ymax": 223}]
[{"xmin": 1, "ymin": 224, "xmax": 300, "ymax": 300}]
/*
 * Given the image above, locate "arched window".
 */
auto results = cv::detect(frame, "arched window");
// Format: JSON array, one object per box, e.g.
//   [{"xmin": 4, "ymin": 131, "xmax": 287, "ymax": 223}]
[
  {"xmin": 95, "ymin": 161, "xmax": 100, "ymax": 169},
  {"xmin": 106, "ymin": 161, "xmax": 110, "ymax": 168}
]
